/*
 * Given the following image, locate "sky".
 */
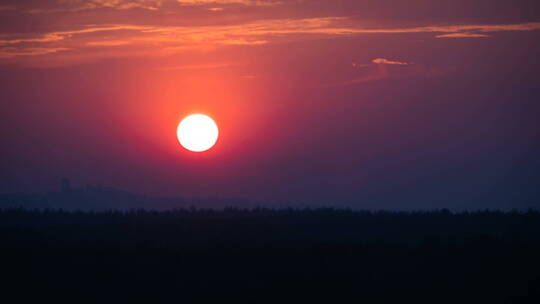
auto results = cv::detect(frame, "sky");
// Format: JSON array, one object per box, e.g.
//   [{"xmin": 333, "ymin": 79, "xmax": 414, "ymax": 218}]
[{"xmin": 1, "ymin": 0, "xmax": 540, "ymax": 210}]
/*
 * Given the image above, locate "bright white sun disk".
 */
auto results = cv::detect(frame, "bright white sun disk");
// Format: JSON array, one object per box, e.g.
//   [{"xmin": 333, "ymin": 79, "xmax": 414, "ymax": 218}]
[{"xmin": 177, "ymin": 114, "xmax": 219, "ymax": 152}]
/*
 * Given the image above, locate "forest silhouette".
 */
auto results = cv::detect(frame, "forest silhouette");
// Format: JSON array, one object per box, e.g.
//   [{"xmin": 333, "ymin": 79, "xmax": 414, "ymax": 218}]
[{"xmin": 2, "ymin": 207, "xmax": 539, "ymax": 302}]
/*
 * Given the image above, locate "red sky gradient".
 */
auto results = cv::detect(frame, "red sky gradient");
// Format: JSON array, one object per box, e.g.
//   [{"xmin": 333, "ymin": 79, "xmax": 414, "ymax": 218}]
[{"xmin": 1, "ymin": 0, "xmax": 540, "ymax": 209}]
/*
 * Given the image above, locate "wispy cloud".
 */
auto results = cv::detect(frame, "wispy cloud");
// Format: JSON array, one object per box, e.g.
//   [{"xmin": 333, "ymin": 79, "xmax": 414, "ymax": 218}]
[
  {"xmin": 176, "ymin": 0, "xmax": 281, "ymax": 6},
  {"xmin": 27, "ymin": 0, "xmax": 282, "ymax": 14},
  {"xmin": 332, "ymin": 58, "xmax": 439, "ymax": 87},
  {"xmin": 29, "ymin": 0, "xmax": 164, "ymax": 14},
  {"xmin": 0, "ymin": 24, "xmax": 153, "ymax": 46},
  {"xmin": 0, "ymin": 47, "xmax": 70, "ymax": 58},
  {"xmin": 436, "ymin": 33, "xmax": 490, "ymax": 38},
  {"xmin": 1, "ymin": 17, "xmax": 540, "ymax": 66},
  {"xmin": 372, "ymin": 58, "xmax": 410, "ymax": 65},
  {"xmin": 352, "ymin": 58, "xmax": 411, "ymax": 68},
  {"xmin": 157, "ymin": 62, "xmax": 239, "ymax": 70},
  {"xmin": 86, "ymin": 40, "xmax": 131, "ymax": 46},
  {"xmin": 355, "ymin": 22, "xmax": 540, "ymax": 35}
]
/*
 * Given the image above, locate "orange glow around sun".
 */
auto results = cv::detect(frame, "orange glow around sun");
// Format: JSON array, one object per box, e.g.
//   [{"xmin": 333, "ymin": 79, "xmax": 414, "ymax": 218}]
[{"xmin": 177, "ymin": 114, "xmax": 219, "ymax": 152}]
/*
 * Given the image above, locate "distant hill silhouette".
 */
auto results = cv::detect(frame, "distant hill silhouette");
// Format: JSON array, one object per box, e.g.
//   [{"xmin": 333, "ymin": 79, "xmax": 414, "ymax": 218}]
[{"xmin": 0, "ymin": 179, "xmax": 254, "ymax": 211}]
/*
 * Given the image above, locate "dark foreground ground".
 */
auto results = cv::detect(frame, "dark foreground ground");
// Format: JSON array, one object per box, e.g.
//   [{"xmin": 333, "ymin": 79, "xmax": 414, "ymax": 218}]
[{"xmin": 1, "ymin": 208, "xmax": 540, "ymax": 303}]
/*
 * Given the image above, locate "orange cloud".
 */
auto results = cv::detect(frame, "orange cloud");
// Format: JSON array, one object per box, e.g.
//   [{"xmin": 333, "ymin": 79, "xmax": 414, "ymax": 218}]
[
  {"xmin": 337, "ymin": 22, "xmax": 540, "ymax": 36},
  {"xmin": 436, "ymin": 33, "xmax": 490, "ymax": 38},
  {"xmin": 372, "ymin": 58, "xmax": 410, "ymax": 65},
  {"xmin": 29, "ymin": 0, "xmax": 163, "ymax": 13},
  {"xmin": 1, "ymin": 18, "xmax": 540, "ymax": 66},
  {"xmin": 157, "ymin": 62, "xmax": 239, "ymax": 70},
  {"xmin": 176, "ymin": 0, "xmax": 280, "ymax": 6},
  {"xmin": 86, "ymin": 40, "xmax": 131, "ymax": 46},
  {"xmin": 0, "ymin": 47, "xmax": 70, "ymax": 58}
]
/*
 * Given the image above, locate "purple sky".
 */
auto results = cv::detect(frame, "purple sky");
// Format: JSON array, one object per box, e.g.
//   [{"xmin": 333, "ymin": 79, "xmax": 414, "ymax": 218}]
[{"xmin": 1, "ymin": 0, "xmax": 540, "ymax": 209}]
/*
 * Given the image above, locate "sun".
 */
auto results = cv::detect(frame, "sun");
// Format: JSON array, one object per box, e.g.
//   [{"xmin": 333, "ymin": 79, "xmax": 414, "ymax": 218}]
[{"xmin": 177, "ymin": 114, "xmax": 219, "ymax": 152}]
